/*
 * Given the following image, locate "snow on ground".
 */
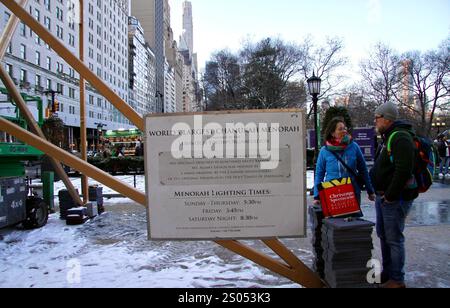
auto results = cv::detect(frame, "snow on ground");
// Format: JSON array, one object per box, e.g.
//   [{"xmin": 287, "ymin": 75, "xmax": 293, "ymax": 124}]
[
  {"xmin": 0, "ymin": 208, "xmax": 306, "ymax": 288},
  {"xmin": 1, "ymin": 173, "xmax": 317, "ymax": 288},
  {"xmin": 2, "ymin": 173, "xmax": 449, "ymax": 288},
  {"xmin": 50, "ymin": 172, "xmax": 315, "ymax": 197}
]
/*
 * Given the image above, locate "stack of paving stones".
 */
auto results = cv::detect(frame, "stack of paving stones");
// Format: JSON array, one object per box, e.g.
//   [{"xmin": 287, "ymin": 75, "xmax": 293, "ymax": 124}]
[
  {"xmin": 308, "ymin": 206, "xmax": 325, "ymax": 279},
  {"xmin": 58, "ymin": 189, "xmax": 79, "ymax": 220},
  {"xmin": 88, "ymin": 185, "xmax": 104, "ymax": 214},
  {"xmin": 321, "ymin": 218, "xmax": 375, "ymax": 288}
]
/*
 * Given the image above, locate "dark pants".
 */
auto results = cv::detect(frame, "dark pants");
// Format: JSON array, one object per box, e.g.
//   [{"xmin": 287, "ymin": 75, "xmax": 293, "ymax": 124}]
[{"xmin": 375, "ymin": 196, "xmax": 413, "ymax": 283}]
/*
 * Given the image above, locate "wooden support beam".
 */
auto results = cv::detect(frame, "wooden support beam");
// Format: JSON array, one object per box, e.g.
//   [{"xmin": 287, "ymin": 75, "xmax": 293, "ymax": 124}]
[
  {"xmin": 216, "ymin": 240, "xmax": 325, "ymax": 288},
  {"xmin": 79, "ymin": 0, "xmax": 88, "ymax": 203}
]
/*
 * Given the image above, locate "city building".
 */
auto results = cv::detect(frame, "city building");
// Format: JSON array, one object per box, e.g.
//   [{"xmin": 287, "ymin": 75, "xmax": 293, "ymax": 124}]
[
  {"xmin": 128, "ymin": 16, "xmax": 156, "ymax": 115},
  {"xmin": 131, "ymin": 0, "xmax": 164, "ymax": 113},
  {"xmin": 399, "ymin": 59, "xmax": 419, "ymax": 110},
  {"xmin": 181, "ymin": 1, "xmax": 193, "ymax": 57},
  {"xmin": 178, "ymin": 1, "xmax": 201, "ymax": 112},
  {"xmin": 164, "ymin": 59, "xmax": 176, "ymax": 113},
  {"xmin": 0, "ymin": 0, "xmax": 134, "ymax": 151}
]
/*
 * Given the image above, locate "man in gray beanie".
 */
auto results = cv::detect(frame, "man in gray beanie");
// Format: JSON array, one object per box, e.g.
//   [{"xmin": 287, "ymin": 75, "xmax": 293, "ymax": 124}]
[
  {"xmin": 370, "ymin": 101, "xmax": 418, "ymax": 288},
  {"xmin": 375, "ymin": 102, "xmax": 399, "ymax": 124}
]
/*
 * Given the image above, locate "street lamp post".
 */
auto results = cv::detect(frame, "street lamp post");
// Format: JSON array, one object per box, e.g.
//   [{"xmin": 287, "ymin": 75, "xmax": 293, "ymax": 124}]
[
  {"xmin": 432, "ymin": 118, "xmax": 446, "ymax": 136},
  {"xmin": 307, "ymin": 72, "xmax": 322, "ymax": 165},
  {"xmin": 95, "ymin": 122, "xmax": 106, "ymax": 152}
]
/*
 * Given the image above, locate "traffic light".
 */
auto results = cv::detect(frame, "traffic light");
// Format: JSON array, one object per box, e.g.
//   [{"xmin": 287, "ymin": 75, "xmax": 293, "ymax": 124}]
[
  {"xmin": 45, "ymin": 108, "xmax": 52, "ymax": 118},
  {"xmin": 53, "ymin": 99, "xmax": 59, "ymax": 113}
]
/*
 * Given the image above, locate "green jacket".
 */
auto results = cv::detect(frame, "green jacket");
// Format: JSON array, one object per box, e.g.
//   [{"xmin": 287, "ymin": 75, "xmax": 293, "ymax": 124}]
[{"xmin": 370, "ymin": 121, "xmax": 419, "ymax": 202}]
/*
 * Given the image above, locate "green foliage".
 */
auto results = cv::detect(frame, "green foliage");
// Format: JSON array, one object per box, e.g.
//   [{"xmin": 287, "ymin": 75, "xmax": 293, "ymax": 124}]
[
  {"xmin": 203, "ymin": 38, "xmax": 307, "ymax": 111},
  {"xmin": 42, "ymin": 116, "xmax": 65, "ymax": 147},
  {"xmin": 88, "ymin": 156, "xmax": 144, "ymax": 174}
]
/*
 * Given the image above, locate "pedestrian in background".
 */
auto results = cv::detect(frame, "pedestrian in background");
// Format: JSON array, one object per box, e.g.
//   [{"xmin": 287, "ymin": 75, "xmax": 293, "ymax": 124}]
[{"xmin": 437, "ymin": 135, "xmax": 450, "ymax": 179}]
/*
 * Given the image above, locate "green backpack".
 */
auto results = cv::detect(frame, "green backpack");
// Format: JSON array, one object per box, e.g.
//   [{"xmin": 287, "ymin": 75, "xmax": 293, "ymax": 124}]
[{"xmin": 387, "ymin": 131, "xmax": 436, "ymax": 194}]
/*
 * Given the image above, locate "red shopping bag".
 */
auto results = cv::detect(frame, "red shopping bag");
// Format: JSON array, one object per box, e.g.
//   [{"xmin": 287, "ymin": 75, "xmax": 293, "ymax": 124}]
[{"xmin": 319, "ymin": 177, "xmax": 361, "ymax": 218}]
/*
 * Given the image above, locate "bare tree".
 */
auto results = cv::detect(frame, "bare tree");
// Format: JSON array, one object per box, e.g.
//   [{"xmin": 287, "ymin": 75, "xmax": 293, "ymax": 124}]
[
  {"xmin": 300, "ymin": 37, "xmax": 349, "ymax": 100},
  {"xmin": 341, "ymin": 84, "xmax": 379, "ymax": 128},
  {"xmin": 395, "ymin": 39, "xmax": 450, "ymax": 136},
  {"xmin": 359, "ymin": 38, "xmax": 450, "ymax": 136},
  {"xmin": 360, "ymin": 42, "xmax": 400, "ymax": 105}
]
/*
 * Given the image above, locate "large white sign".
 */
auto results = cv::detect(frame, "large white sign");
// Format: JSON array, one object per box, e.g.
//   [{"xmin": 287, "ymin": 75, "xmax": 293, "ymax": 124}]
[{"xmin": 144, "ymin": 110, "xmax": 306, "ymax": 240}]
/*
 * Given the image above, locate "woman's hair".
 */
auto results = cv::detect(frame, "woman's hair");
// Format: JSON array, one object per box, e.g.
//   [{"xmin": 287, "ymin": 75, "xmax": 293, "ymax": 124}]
[{"xmin": 324, "ymin": 117, "xmax": 346, "ymax": 141}]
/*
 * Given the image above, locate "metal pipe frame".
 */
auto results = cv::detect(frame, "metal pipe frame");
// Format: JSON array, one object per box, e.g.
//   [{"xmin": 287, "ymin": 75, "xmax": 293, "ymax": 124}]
[{"xmin": 0, "ymin": 0, "xmax": 324, "ymax": 288}]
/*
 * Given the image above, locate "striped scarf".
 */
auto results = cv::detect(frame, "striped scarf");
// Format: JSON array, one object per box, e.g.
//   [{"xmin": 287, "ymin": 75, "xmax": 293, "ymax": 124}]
[{"xmin": 326, "ymin": 135, "xmax": 352, "ymax": 152}]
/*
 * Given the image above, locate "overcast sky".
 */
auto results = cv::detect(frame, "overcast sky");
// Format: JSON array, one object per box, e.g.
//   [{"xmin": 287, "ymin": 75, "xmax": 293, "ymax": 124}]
[{"xmin": 170, "ymin": 0, "xmax": 450, "ymax": 76}]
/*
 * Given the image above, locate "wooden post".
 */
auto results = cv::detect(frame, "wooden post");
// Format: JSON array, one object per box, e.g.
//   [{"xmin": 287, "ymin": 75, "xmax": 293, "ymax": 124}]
[{"xmin": 79, "ymin": 0, "xmax": 88, "ymax": 203}]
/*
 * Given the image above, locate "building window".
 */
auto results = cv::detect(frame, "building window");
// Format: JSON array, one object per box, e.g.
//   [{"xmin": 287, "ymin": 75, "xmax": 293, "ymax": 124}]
[
  {"xmin": 56, "ymin": 7, "xmax": 63, "ymax": 21},
  {"xmin": 35, "ymin": 74, "xmax": 41, "ymax": 88},
  {"xmin": 20, "ymin": 44, "xmax": 26, "ymax": 60},
  {"xmin": 20, "ymin": 69, "xmax": 27, "ymax": 83},
  {"xmin": 35, "ymin": 51, "xmax": 41, "ymax": 66},
  {"xmin": 56, "ymin": 25, "xmax": 63, "ymax": 39},
  {"xmin": 20, "ymin": 22, "xmax": 26, "ymax": 37},
  {"xmin": 46, "ymin": 79, "xmax": 52, "ymax": 91},
  {"xmin": 57, "ymin": 62, "xmax": 64, "ymax": 74},
  {"xmin": 57, "ymin": 83, "xmax": 64, "ymax": 95},
  {"xmin": 34, "ymin": 9, "xmax": 40, "ymax": 21},
  {"xmin": 44, "ymin": 0, "xmax": 51, "ymax": 11},
  {"xmin": 69, "ymin": 33, "xmax": 75, "ymax": 47},
  {"xmin": 4, "ymin": 11, "xmax": 10, "ymax": 24},
  {"xmin": 44, "ymin": 17, "xmax": 51, "ymax": 31},
  {"xmin": 89, "ymin": 95, "xmax": 94, "ymax": 105},
  {"xmin": 69, "ymin": 88, "xmax": 75, "ymax": 99},
  {"xmin": 46, "ymin": 57, "xmax": 51, "ymax": 70},
  {"xmin": 5, "ymin": 63, "xmax": 13, "ymax": 78}
]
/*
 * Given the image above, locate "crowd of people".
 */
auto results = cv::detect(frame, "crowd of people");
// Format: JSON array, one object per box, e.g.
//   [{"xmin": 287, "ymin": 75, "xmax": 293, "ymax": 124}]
[{"xmin": 89, "ymin": 142, "xmax": 145, "ymax": 159}]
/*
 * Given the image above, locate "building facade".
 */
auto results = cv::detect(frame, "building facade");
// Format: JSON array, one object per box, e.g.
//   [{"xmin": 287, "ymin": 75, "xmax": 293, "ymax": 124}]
[
  {"xmin": 164, "ymin": 59, "xmax": 176, "ymax": 113},
  {"xmin": 178, "ymin": 1, "xmax": 201, "ymax": 112},
  {"xmin": 128, "ymin": 16, "xmax": 156, "ymax": 115},
  {"xmin": 131, "ymin": 0, "xmax": 164, "ymax": 113},
  {"xmin": 0, "ymin": 0, "xmax": 134, "ymax": 150}
]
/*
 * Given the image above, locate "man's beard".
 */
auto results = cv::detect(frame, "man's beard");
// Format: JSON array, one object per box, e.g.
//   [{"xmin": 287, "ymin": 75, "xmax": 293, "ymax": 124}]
[{"xmin": 376, "ymin": 126, "xmax": 386, "ymax": 135}]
